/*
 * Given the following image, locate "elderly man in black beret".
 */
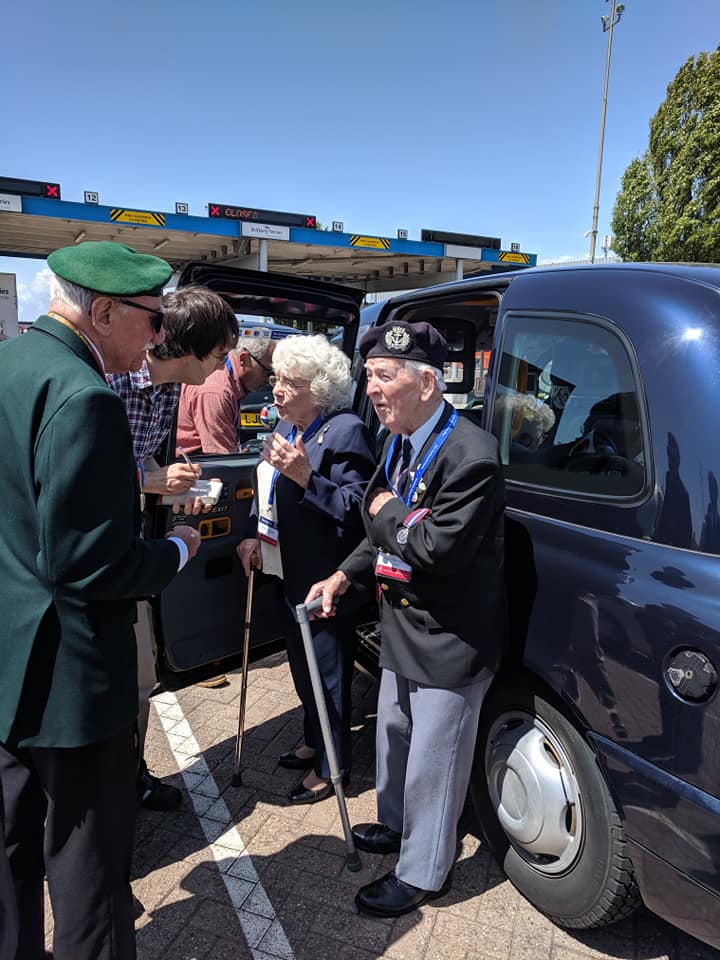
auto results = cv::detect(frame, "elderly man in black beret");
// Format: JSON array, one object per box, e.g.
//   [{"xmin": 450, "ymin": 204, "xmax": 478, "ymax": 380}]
[
  {"xmin": 0, "ymin": 241, "xmax": 202, "ymax": 959},
  {"xmin": 306, "ymin": 320, "xmax": 505, "ymax": 918}
]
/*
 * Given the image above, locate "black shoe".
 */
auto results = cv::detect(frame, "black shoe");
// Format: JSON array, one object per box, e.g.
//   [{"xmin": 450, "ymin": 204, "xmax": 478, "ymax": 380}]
[
  {"xmin": 287, "ymin": 777, "xmax": 334, "ymax": 805},
  {"xmin": 287, "ymin": 773, "xmax": 350, "ymax": 805},
  {"xmin": 278, "ymin": 750, "xmax": 315, "ymax": 770},
  {"xmin": 138, "ymin": 764, "xmax": 182, "ymax": 811},
  {"xmin": 355, "ymin": 870, "xmax": 451, "ymax": 918},
  {"xmin": 351, "ymin": 822, "xmax": 402, "ymax": 854}
]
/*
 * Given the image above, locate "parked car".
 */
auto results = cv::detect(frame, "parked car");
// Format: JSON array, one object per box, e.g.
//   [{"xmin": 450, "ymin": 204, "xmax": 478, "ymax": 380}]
[
  {"xmin": 237, "ymin": 386, "xmax": 273, "ymax": 452},
  {"xmin": 150, "ymin": 261, "xmax": 720, "ymax": 951}
]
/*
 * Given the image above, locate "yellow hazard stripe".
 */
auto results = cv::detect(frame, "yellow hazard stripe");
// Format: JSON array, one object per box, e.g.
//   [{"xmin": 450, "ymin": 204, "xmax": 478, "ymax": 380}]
[
  {"xmin": 350, "ymin": 235, "xmax": 390, "ymax": 249},
  {"xmin": 110, "ymin": 209, "xmax": 166, "ymax": 226},
  {"xmin": 498, "ymin": 251, "xmax": 530, "ymax": 264}
]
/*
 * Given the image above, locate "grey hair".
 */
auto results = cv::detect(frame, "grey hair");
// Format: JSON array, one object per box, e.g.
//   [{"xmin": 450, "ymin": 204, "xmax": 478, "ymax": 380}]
[
  {"xmin": 49, "ymin": 275, "xmax": 99, "ymax": 314},
  {"xmin": 273, "ymin": 334, "xmax": 351, "ymax": 413},
  {"xmin": 405, "ymin": 359, "xmax": 447, "ymax": 392},
  {"xmin": 234, "ymin": 334, "xmax": 273, "ymax": 361}
]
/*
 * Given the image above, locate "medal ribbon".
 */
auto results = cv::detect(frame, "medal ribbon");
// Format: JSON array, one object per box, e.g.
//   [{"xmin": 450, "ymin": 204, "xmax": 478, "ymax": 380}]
[
  {"xmin": 384, "ymin": 408, "xmax": 458, "ymax": 506},
  {"xmin": 47, "ymin": 312, "xmax": 105, "ymax": 373}
]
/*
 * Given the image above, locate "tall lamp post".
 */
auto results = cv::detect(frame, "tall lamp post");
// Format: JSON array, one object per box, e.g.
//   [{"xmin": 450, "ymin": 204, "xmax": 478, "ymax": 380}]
[{"xmin": 589, "ymin": 0, "xmax": 625, "ymax": 263}]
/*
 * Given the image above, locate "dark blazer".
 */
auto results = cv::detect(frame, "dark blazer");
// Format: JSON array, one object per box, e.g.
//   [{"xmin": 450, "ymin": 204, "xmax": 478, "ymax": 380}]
[
  {"xmin": 0, "ymin": 316, "xmax": 180, "ymax": 748},
  {"xmin": 340, "ymin": 401, "xmax": 506, "ymax": 689},
  {"xmin": 249, "ymin": 411, "xmax": 376, "ymax": 606}
]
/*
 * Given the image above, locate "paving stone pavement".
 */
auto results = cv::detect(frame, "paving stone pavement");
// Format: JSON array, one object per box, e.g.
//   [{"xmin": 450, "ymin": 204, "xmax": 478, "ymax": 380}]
[{"xmin": 45, "ymin": 651, "xmax": 720, "ymax": 960}]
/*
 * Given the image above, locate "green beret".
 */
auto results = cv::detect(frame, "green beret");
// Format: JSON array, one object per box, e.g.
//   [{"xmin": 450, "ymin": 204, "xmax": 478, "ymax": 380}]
[{"xmin": 47, "ymin": 241, "xmax": 172, "ymax": 296}]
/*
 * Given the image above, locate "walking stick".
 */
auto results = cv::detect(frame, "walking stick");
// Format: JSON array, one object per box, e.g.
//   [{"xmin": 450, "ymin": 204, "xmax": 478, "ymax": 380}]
[
  {"xmin": 232, "ymin": 566, "xmax": 256, "ymax": 787},
  {"xmin": 295, "ymin": 598, "xmax": 362, "ymax": 872}
]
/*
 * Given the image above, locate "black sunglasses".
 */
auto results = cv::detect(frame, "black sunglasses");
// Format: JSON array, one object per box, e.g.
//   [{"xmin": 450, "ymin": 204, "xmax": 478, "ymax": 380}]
[
  {"xmin": 113, "ymin": 297, "xmax": 165, "ymax": 334},
  {"xmin": 252, "ymin": 354, "xmax": 273, "ymax": 377}
]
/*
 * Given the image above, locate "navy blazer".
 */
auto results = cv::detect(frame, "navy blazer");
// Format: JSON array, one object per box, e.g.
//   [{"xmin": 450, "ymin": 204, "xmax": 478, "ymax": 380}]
[
  {"xmin": 340, "ymin": 401, "xmax": 506, "ymax": 688},
  {"xmin": 249, "ymin": 410, "xmax": 376, "ymax": 606}
]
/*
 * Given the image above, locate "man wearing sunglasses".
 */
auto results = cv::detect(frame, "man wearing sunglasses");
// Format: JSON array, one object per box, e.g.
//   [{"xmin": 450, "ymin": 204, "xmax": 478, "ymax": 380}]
[
  {"xmin": 107, "ymin": 284, "xmax": 239, "ymax": 809},
  {"xmin": 0, "ymin": 242, "xmax": 203, "ymax": 959},
  {"xmin": 176, "ymin": 333, "xmax": 276, "ymax": 455}
]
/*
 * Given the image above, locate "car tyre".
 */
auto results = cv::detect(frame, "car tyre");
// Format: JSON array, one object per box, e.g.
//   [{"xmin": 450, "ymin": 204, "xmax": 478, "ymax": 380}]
[{"xmin": 470, "ymin": 679, "xmax": 640, "ymax": 928}]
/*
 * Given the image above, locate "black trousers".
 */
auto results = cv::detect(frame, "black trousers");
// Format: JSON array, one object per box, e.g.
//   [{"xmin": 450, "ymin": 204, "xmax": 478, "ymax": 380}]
[
  {"xmin": 284, "ymin": 611, "xmax": 357, "ymax": 780},
  {"xmin": 0, "ymin": 787, "xmax": 18, "ymax": 960},
  {"xmin": 0, "ymin": 726, "xmax": 137, "ymax": 960}
]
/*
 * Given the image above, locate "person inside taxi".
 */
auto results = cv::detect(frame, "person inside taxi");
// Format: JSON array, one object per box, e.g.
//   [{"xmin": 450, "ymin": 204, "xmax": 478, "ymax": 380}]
[
  {"xmin": 175, "ymin": 333, "xmax": 275, "ymax": 455},
  {"xmin": 107, "ymin": 285, "xmax": 239, "ymax": 809},
  {"xmin": 237, "ymin": 335, "xmax": 375, "ymax": 803},
  {"xmin": 306, "ymin": 320, "xmax": 505, "ymax": 917},
  {"xmin": 0, "ymin": 241, "xmax": 202, "ymax": 960}
]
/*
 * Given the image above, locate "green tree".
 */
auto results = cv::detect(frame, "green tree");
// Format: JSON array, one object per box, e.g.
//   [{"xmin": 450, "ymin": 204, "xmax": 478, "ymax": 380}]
[
  {"xmin": 612, "ymin": 45, "xmax": 720, "ymax": 262},
  {"xmin": 611, "ymin": 155, "xmax": 658, "ymax": 262}
]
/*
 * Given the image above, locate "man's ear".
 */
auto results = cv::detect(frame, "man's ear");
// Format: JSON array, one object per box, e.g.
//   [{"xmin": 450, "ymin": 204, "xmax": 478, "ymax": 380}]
[
  {"xmin": 89, "ymin": 297, "xmax": 114, "ymax": 338},
  {"xmin": 420, "ymin": 368, "xmax": 437, "ymax": 400}
]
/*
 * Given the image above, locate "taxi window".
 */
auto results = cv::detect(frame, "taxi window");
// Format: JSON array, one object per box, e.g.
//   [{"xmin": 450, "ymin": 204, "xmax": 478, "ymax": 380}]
[{"xmin": 491, "ymin": 316, "xmax": 646, "ymax": 498}]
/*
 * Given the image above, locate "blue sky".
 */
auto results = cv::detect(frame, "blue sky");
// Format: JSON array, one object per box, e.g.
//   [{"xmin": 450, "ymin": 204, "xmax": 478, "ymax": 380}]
[{"xmin": 2, "ymin": 0, "xmax": 718, "ymax": 323}]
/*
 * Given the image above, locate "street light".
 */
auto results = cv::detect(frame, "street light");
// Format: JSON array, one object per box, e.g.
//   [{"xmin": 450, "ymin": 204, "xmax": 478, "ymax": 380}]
[{"xmin": 588, "ymin": 0, "xmax": 625, "ymax": 264}]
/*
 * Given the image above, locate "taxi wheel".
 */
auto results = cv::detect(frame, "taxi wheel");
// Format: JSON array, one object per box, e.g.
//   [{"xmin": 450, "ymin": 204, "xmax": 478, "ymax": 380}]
[{"xmin": 470, "ymin": 680, "xmax": 640, "ymax": 928}]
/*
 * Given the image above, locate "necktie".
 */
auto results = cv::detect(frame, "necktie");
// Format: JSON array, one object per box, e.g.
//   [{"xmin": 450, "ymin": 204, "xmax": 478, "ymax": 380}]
[{"xmin": 397, "ymin": 437, "xmax": 413, "ymax": 496}]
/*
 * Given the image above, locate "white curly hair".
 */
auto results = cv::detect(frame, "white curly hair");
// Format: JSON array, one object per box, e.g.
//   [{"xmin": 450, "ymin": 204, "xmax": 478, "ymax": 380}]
[{"xmin": 272, "ymin": 334, "xmax": 351, "ymax": 413}]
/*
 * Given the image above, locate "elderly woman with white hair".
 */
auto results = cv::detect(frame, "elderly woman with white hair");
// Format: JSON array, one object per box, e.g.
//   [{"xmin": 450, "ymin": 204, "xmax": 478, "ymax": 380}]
[{"xmin": 237, "ymin": 334, "xmax": 375, "ymax": 803}]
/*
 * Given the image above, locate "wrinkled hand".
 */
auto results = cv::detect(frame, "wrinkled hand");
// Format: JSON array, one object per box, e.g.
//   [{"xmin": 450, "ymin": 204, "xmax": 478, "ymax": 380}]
[
  {"xmin": 144, "ymin": 461, "xmax": 201, "ymax": 495},
  {"xmin": 261, "ymin": 434, "xmax": 312, "ymax": 488},
  {"xmin": 168, "ymin": 524, "xmax": 202, "ymax": 560},
  {"xmin": 304, "ymin": 570, "xmax": 350, "ymax": 618},
  {"xmin": 367, "ymin": 487, "xmax": 396, "ymax": 518},
  {"xmin": 236, "ymin": 538, "xmax": 262, "ymax": 577}
]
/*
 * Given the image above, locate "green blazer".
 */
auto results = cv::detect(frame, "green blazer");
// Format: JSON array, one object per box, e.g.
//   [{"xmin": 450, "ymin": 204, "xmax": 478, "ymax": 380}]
[{"xmin": 0, "ymin": 316, "xmax": 180, "ymax": 748}]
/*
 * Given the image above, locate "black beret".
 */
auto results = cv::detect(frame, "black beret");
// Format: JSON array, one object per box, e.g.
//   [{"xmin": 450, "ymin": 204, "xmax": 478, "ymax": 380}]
[
  {"xmin": 359, "ymin": 320, "xmax": 448, "ymax": 371},
  {"xmin": 47, "ymin": 241, "xmax": 173, "ymax": 296}
]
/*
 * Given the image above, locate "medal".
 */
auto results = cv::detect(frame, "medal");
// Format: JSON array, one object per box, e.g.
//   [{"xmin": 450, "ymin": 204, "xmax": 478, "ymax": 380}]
[
  {"xmin": 396, "ymin": 528, "xmax": 408, "ymax": 545},
  {"xmin": 260, "ymin": 404, "xmax": 279, "ymax": 428}
]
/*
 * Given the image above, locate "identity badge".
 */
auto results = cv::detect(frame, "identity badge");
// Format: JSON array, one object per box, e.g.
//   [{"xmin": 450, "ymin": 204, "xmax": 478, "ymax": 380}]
[
  {"xmin": 375, "ymin": 550, "xmax": 412, "ymax": 582},
  {"xmin": 257, "ymin": 516, "xmax": 279, "ymax": 546}
]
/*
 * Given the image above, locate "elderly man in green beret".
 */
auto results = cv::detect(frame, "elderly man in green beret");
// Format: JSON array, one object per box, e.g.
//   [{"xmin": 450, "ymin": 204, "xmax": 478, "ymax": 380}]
[{"xmin": 0, "ymin": 241, "xmax": 202, "ymax": 960}]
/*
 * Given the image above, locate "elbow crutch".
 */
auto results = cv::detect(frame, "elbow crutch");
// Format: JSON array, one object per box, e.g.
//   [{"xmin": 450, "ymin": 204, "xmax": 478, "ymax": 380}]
[{"xmin": 295, "ymin": 597, "xmax": 361, "ymax": 873}]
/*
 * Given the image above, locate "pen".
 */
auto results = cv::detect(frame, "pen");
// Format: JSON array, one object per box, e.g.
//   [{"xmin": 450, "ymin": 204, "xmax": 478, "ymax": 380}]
[{"xmin": 177, "ymin": 446, "xmax": 193, "ymax": 468}]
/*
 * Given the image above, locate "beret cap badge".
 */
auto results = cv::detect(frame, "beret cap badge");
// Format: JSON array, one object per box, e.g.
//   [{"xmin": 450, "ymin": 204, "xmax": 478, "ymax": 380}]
[{"xmin": 384, "ymin": 325, "xmax": 412, "ymax": 352}]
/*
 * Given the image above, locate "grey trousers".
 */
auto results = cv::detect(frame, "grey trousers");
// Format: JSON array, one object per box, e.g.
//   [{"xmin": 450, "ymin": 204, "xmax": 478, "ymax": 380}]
[{"xmin": 376, "ymin": 667, "xmax": 493, "ymax": 891}]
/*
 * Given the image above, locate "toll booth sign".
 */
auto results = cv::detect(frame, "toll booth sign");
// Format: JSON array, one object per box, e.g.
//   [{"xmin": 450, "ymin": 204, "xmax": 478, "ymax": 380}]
[
  {"xmin": 0, "ymin": 177, "xmax": 60, "ymax": 200},
  {"xmin": 208, "ymin": 204, "xmax": 317, "ymax": 229}
]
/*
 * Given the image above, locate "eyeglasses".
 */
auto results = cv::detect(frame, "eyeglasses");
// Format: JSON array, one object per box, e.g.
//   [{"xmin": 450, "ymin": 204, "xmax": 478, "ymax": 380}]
[
  {"xmin": 113, "ymin": 297, "xmax": 164, "ymax": 334},
  {"xmin": 252, "ymin": 354, "xmax": 273, "ymax": 377},
  {"xmin": 268, "ymin": 374, "xmax": 309, "ymax": 392}
]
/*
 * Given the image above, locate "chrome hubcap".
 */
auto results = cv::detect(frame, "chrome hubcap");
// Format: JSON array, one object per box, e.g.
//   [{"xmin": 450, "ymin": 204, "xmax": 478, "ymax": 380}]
[{"xmin": 485, "ymin": 710, "xmax": 583, "ymax": 874}]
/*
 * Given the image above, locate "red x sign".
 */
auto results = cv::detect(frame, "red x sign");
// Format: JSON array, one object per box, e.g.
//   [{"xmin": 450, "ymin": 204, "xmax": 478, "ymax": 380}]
[
  {"xmin": 45, "ymin": 183, "xmax": 60, "ymax": 198},
  {"xmin": 305, "ymin": 216, "xmax": 316, "ymax": 228},
  {"xmin": 209, "ymin": 205, "xmax": 220, "ymax": 217}
]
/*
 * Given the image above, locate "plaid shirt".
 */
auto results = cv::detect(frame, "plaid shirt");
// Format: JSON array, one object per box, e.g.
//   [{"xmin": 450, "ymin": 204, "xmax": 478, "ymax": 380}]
[{"xmin": 107, "ymin": 361, "xmax": 181, "ymax": 464}]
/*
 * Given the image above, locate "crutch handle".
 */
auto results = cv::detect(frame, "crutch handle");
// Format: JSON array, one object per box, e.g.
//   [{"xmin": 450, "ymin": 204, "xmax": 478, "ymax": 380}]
[{"xmin": 295, "ymin": 597, "xmax": 324, "ymax": 624}]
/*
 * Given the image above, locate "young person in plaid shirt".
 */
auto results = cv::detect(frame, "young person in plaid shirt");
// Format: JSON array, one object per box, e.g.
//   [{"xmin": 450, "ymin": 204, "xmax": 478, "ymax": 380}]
[{"xmin": 107, "ymin": 285, "xmax": 238, "ymax": 810}]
